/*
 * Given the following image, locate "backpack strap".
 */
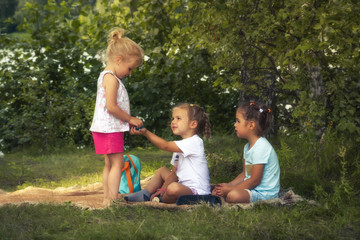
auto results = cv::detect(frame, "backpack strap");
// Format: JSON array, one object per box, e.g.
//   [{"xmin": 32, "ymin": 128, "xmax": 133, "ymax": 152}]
[
  {"xmin": 126, "ymin": 155, "xmax": 139, "ymax": 183},
  {"xmin": 121, "ymin": 159, "xmax": 134, "ymax": 193}
]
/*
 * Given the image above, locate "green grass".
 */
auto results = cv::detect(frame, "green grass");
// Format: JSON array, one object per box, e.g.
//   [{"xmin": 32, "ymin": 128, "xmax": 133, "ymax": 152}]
[
  {"xmin": 0, "ymin": 134, "xmax": 359, "ymax": 239},
  {"xmin": 0, "ymin": 146, "xmax": 172, "ymax": 192},
  {"xmin": 7, "ymin": 32, "xmax": 31, "ymax": 40},
  {"xmin": 0, "ymin": 202, "xmax": 358, "ymax": 239}
]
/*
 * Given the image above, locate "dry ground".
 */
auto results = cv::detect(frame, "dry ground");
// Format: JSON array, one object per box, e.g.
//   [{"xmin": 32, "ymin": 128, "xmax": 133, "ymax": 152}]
[{"xmin": 0, "ymin": 178, "xmax": 307, "ymax": 210}]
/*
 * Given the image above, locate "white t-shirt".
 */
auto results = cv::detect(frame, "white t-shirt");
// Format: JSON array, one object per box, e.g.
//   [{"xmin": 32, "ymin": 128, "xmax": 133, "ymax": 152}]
[
  {"xmin": 171, "ymin": 135, "xmax": 211, "ymax": 195},
  {"xmin": 90, "ymin": 71, "xmax": 130, "ymax": 133}
]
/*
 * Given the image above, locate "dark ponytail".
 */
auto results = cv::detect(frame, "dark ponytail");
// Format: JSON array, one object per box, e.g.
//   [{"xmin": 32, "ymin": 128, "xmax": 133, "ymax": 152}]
[{"xmin": 237, "ymin": 101, "xmax": 272, "ymax": 136}]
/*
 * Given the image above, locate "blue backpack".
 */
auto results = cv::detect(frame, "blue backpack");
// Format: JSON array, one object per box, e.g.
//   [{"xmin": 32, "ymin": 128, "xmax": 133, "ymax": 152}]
[{"xmin": 119, "ymin": 155, "xmax": 141, "ymax": 194}]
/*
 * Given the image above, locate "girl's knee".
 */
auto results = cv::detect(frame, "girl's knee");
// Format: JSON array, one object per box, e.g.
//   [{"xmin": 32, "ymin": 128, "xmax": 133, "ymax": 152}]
[
  {"xmin": 165, "ymin": 183, "xmax": 181, "ymax": 196},
  {"xmin": 226, "ymin": 189, "xmax": 250, "ymax": 203},
  {"xmin": 166, "ymin": 183, "xmax": 192, "ymax": 197},
  {"xmin": 226, "ymin": 191, "xmax": 238, "ymax": 202},
  {"xmin": 155, "ymin": 167, "xmax": 170, "ymax": 177}
]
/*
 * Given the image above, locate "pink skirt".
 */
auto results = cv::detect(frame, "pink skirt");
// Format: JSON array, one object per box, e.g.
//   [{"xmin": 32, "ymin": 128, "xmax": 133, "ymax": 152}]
[{"xmin": 92, "ymin": 132, "xmax": 124, "ymax": 155}]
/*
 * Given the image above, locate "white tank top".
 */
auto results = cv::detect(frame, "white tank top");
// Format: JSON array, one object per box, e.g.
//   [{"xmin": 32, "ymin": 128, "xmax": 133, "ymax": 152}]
[{"xmin": 90, "ymin": 71, "xmax": 130, "ymax": 133}]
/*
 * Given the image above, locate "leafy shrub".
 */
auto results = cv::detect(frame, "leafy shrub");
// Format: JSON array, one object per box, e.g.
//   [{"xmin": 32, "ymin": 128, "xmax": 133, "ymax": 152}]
[
  {"xmin": 206, "ymin": 135, "xmax": 246, "ymax": 183},
  {"xmin": 0, "ymin": 0, "xmax": 238, "ymax": 152},
  {"xmin": 276, "ymin": 128, "xmax": 359, "ymax": 202}
]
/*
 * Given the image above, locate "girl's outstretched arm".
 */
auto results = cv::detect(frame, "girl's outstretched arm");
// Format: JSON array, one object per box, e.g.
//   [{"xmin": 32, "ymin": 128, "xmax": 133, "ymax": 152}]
[{"xmin": 130, "ymin": 127, "xmax": 181, "ymax": 153}]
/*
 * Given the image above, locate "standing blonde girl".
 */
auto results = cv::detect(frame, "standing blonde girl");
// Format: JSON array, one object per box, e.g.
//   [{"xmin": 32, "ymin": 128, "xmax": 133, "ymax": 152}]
[
  {"xmin": 125, "ymin": 103, "xmax": 211, "ymax": 203},
  {"xmin": 90, "ymin": 28, "xmax": 144, "ymax": 206},
  {"xmin": 212, "ymin": 101, "xmax": 280, "ymax": 203}
]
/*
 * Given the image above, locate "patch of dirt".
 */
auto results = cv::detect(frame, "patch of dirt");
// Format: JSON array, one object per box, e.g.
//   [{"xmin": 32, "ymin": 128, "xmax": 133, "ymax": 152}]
[
  {"xmin": 0, "ymin": 177, "xmax": 156, "ymax": 209},
  {"xmin": 0, "ymin": 177, "xmax": 310, "ymax": 210},
  {"xmin": 0, "ymin": 183, "xmax": 105, "ymax": 209}
]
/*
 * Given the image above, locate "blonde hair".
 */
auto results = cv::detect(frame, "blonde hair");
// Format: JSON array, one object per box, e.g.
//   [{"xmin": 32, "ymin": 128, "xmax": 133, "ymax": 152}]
[
  {"xmin": 105, "ymin": 27, "xmax": 144, "ymax": 66},
  {"xmin": 175, "ymin": 103, "xmax": 211, "ymax": 139}
]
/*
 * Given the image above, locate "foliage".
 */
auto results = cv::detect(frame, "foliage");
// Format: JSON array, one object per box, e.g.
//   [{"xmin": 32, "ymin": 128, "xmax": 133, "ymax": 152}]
[
  {"xmin": 97, "ymin": 0, "xmax": 238, "ymax": 135},
  {"xmin": 205, "ymin": 135, "xmax": 245, "ymax": 183},
  {"xmin": 275, "ymin": 127, "xmax": 359, "ymax": 208},
  {"xmin": 0, "ymin": 0, "xmax": 238, "ymax": 151},
  {"xmin": 1, "ymin": 0, "xmax": 359, "ymax": 152},
  {"xmin": 0, "ymin": 0, "xmax": 101, "ymax": 151},
  {"xmin": 178, "ymin": 0, "xmax": 360, "ymax": 138},
  {"xmin": 0, "ymin": 0, "xmax": 18, "ymax": 33}
]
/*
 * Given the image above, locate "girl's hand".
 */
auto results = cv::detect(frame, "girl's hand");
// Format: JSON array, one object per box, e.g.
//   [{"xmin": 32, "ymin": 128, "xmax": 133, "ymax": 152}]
[
  {"xmin": 129, "ymin": 117, "xmax": 143, "ymax": 128},
  {"xmin": 130, "ymin": 126, "xmax": 146, "ymax": 135},
  {"xmin": 150, "ymin": 189, "xmax": 165, "ymax": 200},
  {"xmin": 213, "ymin": 183, "xmax": 231, "ymax": 197}
]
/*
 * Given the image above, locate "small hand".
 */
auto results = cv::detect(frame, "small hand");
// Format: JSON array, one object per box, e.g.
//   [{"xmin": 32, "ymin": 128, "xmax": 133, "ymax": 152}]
[
  {"xmin": 150, "ymin": 190, "xmax": 165, "ymax": 201},
  {"xmin": 129, "ymin": 117, "xmax": 143, "ymax": 128},
  {"xmin": 130, "ymin": 126, "xmax": 147, "ymax": 135},
  {"xmin": 213, "ymin": 183, "xmax": 231, "ymax": 197}
]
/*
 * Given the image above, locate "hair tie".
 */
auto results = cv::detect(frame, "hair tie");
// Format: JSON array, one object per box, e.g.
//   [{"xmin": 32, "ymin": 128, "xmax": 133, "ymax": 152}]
[{"xmin": 259, "ymin": 108, "xmax": 263, "ymax": 113}]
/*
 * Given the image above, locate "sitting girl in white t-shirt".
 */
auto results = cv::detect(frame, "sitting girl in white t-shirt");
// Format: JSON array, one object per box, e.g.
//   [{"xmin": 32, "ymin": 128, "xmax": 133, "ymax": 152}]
[{"xmin": 125, "ymin": 103, "xmax": 211, "ymax": 203}]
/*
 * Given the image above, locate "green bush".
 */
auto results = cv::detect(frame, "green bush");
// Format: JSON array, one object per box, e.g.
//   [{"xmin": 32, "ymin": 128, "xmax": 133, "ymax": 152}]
[{"xmin": 205, "ymin": 135, "xmax": 245, "ymax": 183}]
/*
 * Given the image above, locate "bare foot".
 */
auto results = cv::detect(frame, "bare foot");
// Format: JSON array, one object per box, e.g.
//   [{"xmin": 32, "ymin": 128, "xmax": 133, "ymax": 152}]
[{"xmin": 102, "ymin": 198, "xmax": 111, "ymax": 207}]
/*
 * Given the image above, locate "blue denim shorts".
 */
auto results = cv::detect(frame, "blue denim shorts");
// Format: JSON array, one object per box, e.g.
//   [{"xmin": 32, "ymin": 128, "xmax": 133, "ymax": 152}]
[{"xmin": 245, "ymin": 189, "xmax": 269, "ymax": 203}]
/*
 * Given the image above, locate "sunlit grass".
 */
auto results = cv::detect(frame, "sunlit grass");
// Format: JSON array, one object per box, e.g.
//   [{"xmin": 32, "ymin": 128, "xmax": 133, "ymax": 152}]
[
  {"xmin": 20, "ymin": 173, "xmax": 103, "ymax": 189},
  {"xmin": 8, "ymin": 32, "xmax": 31, "ymax": 40},
  {"xmin": 0, "ymin": 146, "xmax": 172, "ymax": 192}
]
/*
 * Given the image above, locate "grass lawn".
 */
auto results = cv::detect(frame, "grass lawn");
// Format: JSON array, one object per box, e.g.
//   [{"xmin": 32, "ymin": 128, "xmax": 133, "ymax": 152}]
[
  {"xmin": 7, "ymin": 32, "xmax": 31, "ymax": 40},
  {"xmin": 1, "ymin": 201, "xmax": 358, "ymax": 240},
  {"xmin": 0, "ymin": 139, "xmax": 359, "ymax": 239}
]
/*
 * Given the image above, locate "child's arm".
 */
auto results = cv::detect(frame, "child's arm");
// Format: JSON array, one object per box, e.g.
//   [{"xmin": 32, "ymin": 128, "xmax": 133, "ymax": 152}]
[
  {"xmin": 217, "ymin": 159, "xmax": 246, "ymax": 187},
  {"xmin": 229, "ymin": 164, "xmax": 246, "ymax": 186},
  {"xmin": 234, "ymin": 164, "xmax": 264, "ymax": 190},
  {"xmin": 213, "ymin": 163, "xmax": 263, "ymax": 197},
  {"xmin": 227, "ymin": 172, "xmax": 245, "ymax": 186},
  {"xmin": 103, "ymin": 74, "xmax": 143, "ymax": 128},
  {"xmin": 212, "ymin": 162, "xmax": 245, "ymax": 196},
  {"xmin": 130, "ymin": 128, "xmax": 182, "ymax": 153}
]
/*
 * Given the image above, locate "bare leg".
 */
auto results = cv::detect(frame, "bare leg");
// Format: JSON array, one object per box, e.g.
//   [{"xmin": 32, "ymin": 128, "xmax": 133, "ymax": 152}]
[
  {"xmin": 225, "ymin": 189, "xmax": 250, "ymax": 203},
  {"xmin": 107, "ymin": 153, "xmax": 124, "ymax": 201},
  {"xmin": 124, "ymin": 167, "xmax": 172, "ymax": 202},
  {"xmin": 144, "ymin": 167, "xmax": 172, "ymax": 194},
  {"xmin": 161, "ymin": 182, "xmax": 193, "ymax": 203},
  {"xmin": 102, "ymin": 155, "xmax": 111, "ymax": 206}
]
